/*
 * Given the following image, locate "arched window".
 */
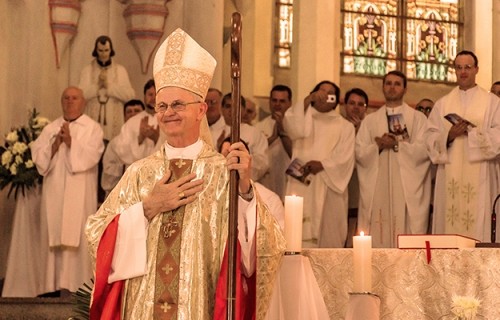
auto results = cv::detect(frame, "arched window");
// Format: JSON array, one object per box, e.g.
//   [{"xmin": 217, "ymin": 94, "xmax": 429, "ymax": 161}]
[
  {"xmin": 275, "ymin": 0, "xmax": 294, "ymax": 68},
  {"xmin": 342, "ymin": 0, "xmax": 463, "ymax": 82}
]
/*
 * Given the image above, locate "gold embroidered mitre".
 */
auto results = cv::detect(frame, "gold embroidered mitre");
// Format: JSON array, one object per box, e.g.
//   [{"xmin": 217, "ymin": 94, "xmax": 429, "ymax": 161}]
[{"xmin": 153, "ymin": 28, "xmax": 216, "ymax": 100}]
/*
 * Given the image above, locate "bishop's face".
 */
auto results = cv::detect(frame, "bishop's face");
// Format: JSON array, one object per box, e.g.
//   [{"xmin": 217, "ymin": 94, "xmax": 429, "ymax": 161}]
[
  {"xmin": 96, "ymin": 41, "xmax": 111, "ymax": 64},
  {"xmin": 155, "ymin": 87, "xmax": 206, "ymax": 147}
]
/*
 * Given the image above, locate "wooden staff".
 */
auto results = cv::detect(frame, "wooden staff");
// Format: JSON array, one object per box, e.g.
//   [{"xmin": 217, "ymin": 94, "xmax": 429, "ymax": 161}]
[{"xmin": 227, "ymin": 11, "xmax": 242, "ymax": 320}]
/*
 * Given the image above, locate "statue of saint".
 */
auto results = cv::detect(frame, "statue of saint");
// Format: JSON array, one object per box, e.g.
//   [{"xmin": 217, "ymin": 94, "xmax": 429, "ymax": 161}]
[{"xmin": 79, "ymin": 35, "xmax": 135, "ymax": 140}]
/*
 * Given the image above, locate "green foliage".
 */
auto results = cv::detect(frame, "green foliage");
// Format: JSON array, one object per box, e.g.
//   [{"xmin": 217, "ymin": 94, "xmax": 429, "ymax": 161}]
[{"xmin": 70, "ymin": 279, "xmax": 94, "ymax": 320}]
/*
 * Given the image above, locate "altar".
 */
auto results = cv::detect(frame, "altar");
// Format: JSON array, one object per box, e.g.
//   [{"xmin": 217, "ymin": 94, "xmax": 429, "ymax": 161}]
[{"xmin": 300, "ymin": 248, "xmax": 500, "ymax": 319}]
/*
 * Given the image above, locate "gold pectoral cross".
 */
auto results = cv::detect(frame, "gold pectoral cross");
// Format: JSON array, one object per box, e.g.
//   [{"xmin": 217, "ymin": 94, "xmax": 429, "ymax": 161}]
[
  {"xmin": 161, "ymin": 215, "xmax": 179, "ymax": 238},
  {"xmin": 174, "ymin": 158, "xmax": 186, "ymax": 169}
]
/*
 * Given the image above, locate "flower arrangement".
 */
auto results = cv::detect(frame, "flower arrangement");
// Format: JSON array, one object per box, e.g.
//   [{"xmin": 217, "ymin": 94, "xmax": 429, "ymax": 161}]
[
  {"xmin": 0, "ymin": 109, "xmax": 50, "ymax": 198},
  {"xmin": 451, "ymin": 295, "xmax": 481, "ymax": 320}
]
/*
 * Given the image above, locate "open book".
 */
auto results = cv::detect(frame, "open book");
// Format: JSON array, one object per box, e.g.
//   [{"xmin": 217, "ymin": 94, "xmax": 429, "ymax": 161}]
[
  {"xmin": 387, "ymin": 113, "xmax": 410, "ymax": 141},
  {"xmin": 286, "ymin": 158, "xmax": 311, "ymax": 185},
  {"xmin": 444, "ymin": 113, "xmax": 476, "ymax": 127}
]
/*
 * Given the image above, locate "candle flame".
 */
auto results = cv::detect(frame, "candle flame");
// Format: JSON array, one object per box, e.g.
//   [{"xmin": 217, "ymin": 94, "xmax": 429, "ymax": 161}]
[{"xmin": 360, "ymin": 231, "xmax": 365, "ymax": 236}]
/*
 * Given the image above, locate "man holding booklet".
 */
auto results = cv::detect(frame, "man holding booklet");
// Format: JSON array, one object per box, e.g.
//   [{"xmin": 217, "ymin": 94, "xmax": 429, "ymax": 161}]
[
  {"xmin": 425, "ymin": 50, "xmax": 500, "ymax": 243},
  {"xmin": 356, "ymin": 71, "xmax": 432, "ymax": 248}
]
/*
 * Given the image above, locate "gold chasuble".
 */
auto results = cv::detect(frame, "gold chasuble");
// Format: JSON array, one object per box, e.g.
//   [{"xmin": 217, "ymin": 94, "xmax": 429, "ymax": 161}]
[{"xmin": 86, "ymin": 141, "xmax": 285, "ymax": 319}]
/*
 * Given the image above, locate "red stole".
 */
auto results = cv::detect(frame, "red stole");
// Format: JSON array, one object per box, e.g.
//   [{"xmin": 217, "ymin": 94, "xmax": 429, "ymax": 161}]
[
  {"xmin": 213, "ymin": 241, "xmax": 256, "ymax": 320},
  {"xmin": 90, "ymin": 215, "xmax": 124, "ymax": 320}
]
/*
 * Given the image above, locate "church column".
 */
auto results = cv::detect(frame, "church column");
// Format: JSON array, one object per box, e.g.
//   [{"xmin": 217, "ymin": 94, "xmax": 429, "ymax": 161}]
[
  {"xmin": 492, "ymin": 0, "xmax": 500, "ymax": 82},
  {"xmin": 184, "ymin": 0, "xmax": 224, "ymax": 89},
  {"xmin": 473, "ymin": 0, "xmax": 493, "ymax": 88},
  {"xmin": 291, "ymin": 0, "xmax": 341, "ymax": 98}
]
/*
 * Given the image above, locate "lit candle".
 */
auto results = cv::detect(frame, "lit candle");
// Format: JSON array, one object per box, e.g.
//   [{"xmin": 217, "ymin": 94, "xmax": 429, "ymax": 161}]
[
  {"xmin": 284, "ymin": 195, "xmax": 303, "ymax": 253},
  {"xmin": 353, "ymin": 231, "xmax": 372, "ymax": 292}
]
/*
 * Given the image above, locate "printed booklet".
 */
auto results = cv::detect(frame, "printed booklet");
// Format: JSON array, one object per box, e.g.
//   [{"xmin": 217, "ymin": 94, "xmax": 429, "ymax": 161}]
[
  {"xmin": 285, "ymin": 158, "xmax": 311, "ymax": 185},
  {"xmin": 387, "ymin": 113, "xmax": 410, "ymax": 141},
  {"xmin": 444, "ymin": 113, "xmax": 476, "ymax": 127}
]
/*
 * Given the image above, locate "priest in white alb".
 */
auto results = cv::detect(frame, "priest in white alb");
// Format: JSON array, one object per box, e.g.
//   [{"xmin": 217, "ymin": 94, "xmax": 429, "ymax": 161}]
[
  {"xmin": 425, "ymin": 50, "xmax": 500, "ymax": 242},
  {"xmin": 31, "ymin": 86, "xmax": 104, "ymax": 294},
  {"xmin": 356, "ymin": 71, "xmax": 432, "ymax": 248},
  {"xmin": 284, "ymin": 80, "xmax": 355, "ymax": 248}
]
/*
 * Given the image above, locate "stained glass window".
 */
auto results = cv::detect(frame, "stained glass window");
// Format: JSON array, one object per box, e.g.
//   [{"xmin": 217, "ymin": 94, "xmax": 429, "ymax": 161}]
[
  {"xmin": 276, "ymin": 0, "xmax": 293, "ymax": 68},
  {"xmin": 342, "ymin": 0, "xmax": 462, "ymax": 82}
]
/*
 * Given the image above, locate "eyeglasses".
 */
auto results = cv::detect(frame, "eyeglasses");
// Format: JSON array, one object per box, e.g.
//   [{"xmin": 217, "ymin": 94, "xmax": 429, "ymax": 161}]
[
  {"xmin": 155, "ymin": 101, "xmax": 201, "ymax": 113},
  {"xmin": 454, "ymin": 64, "xmax": 475, "ymax": 71},
  {"xmin": 416, "ymin": 106, "xmax": 433, "ymax": 113},
  {"xmin": 205, "ymin": 99, "xmax": 219, "ymax": 107}
]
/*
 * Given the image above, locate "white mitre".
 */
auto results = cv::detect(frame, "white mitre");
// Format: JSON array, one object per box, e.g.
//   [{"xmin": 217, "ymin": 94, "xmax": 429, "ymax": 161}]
[
  {"xmin": 153, "ymin": 28, "xmax": 216, "ymax": 148},
  {"xmin": 153, "ymin": 28, "xmax": 216, "ymax": 100}
]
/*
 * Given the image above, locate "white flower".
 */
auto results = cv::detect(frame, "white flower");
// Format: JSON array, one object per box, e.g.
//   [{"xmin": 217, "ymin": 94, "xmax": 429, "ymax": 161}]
[
  {"xmin": 25, "ymin": 160, "xmax": 34, "ymax": 168},
  {"xmin": 451, "ymin": 295, "xmax": 480, "ymax": 320},
  {"xmin": 15, "ymin": 155, "xmax": 23, "ymax": 164},
  {"xmin": 33, "ymin": 116, "xmax": 50, "ymax": 129},
  {"xmin": 9, "ymin": 163, "xmax": 17, "ymax": 175},
  {"xmin": 12, "ymin": 142, "xmax": 28, "ymax": 155},
  {"xmin": 2, "ymin": 150, "xmax": 13, "ymax": 167},
  {"xmin": 6, "ymin": 131, "xmax": 18, "ymax": 144}
]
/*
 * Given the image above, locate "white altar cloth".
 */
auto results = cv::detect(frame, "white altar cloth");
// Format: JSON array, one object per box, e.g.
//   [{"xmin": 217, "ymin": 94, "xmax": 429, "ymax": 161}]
[
  {"xmin": 2, "ymin": 186, "xmax": 47, "ymax": 297},
  {"xmin": 303, "ymin": 248, "xmax": 500, "ymax": 320},
  {"xmin": 266, "ymin": 254, "xmax": 329, "ymax": 320}
]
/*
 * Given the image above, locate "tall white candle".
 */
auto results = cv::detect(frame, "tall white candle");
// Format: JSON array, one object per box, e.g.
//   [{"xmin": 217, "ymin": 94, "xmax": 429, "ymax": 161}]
[
  {"xmin": 353, "ymin": 231, "xmax": 372, "ymax": 292},
  {"xmin": 284, "ymin": 195, "xmax": 303, "ymax": 253}
]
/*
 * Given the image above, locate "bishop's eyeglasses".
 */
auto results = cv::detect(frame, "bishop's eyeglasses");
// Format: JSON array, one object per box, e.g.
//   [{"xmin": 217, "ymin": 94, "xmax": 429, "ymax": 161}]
[{"xmin": 155, "ymin": 101, "xmax": 201, "ymax": 113}]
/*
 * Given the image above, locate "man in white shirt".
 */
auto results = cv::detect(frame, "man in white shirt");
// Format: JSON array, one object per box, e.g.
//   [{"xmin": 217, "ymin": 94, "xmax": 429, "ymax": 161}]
[
  {"xmin": 425, "ymin": 51, "xmax": 500, "ymax": 242},
  {"xmin": 112, "ymin": 79, "xmax": 165, "ymax": 167},
  {"xmin": 31, "ymin": 86, "xmax": 104, "ymax": 295},
  {"xmin": 242, "ymin": 98, "xmax": 257, "ymax": 125},
  {"xmin": 255, "ymin": 85, "xmax": 293, "ymax": 200},
  {"xmin": 220, "ymin": 93, "xmax": 270, "ymax": 181},
  {"xmin": 356, "ymin": 71, "xmax": 432, "ymax": 247},
  {"xmin": 85, "ymin": 28, "xmax": 284, "ymax": 319},
  {"xmin": 205, "ymin": 87, "xmax": 227, "ymax": 149},
  {"xmin": 342, "ymin": 88, "xmax": 369, "ymax": 247},
  {"xmin": 284, "ymin": 81, "xmax": 355, "ymax": 248},
  {"xmin": 101, "ymin": 99, "xmax": 145, "ymax": 197}
]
